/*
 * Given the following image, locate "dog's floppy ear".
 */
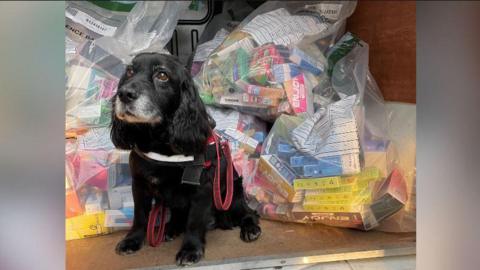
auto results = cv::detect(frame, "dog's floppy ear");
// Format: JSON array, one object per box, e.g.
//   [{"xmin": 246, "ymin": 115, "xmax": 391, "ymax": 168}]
[
  {"xmin": 169, "ymin": 70, "xmax": 212, "ymax": 155},
  {"xmin": 110, "ymin": 97, "xmax": 134, "ymax": 150}
]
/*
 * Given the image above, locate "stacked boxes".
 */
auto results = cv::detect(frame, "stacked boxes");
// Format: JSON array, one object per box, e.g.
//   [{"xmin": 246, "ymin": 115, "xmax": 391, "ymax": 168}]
[
  {"xmin": 66, "ymin": 212, "xmax": 112, "ymax": 240},
  {"xmin": 256, "ymin": 155, "xmax": 296, "ymax": 202},
  {"xmin": 196, "ymin": 40, "xmax": 324, "ymax": 120},
  {"xmin": 252, "ymin": 139, "xmax": 407, "ymax": 230}
]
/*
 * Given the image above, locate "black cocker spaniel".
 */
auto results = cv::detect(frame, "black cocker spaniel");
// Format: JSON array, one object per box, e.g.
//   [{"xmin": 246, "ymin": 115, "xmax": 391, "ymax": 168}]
[{"xmin": 110, "ymin": 53, "xmax": 261, "ymax": 266}]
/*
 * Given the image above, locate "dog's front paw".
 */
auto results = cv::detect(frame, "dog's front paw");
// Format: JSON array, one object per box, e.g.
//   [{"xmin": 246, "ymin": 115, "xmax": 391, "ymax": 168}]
[
  {"xmin": 115, "ymin": 237, "xmax": 144, "ymax": 255},
  {"xmin": 240, "ymin": 223, "xmax": 261, "ymax": 242},
  {"xmin": 164, "ymin": 231, "xmax": 178, "ymax": 242},
  {"xmin": 175, "ymin": 246, "xmax": 204, "ymax": 266},
  {"xmin": 164, "ymin": 223, "xmax": 182, "ymax": 242}
]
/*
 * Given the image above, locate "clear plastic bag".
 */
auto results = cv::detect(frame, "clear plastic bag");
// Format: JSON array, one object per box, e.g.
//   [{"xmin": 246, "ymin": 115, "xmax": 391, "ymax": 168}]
[
  {"xmin": 375, "ymin": 103, "xmax": 416, "ymax": 232},
  {"xmin": 194, "ymin": 1, "xmax": 357, "ymax": 120},
  {"xmin": 94, "ymin": 1, "xmax": 189, "ymax": 63},
  {"xmin": 65, "ymin": 127, "xmax": 132, "ymax": 232},
  {"xmin": 244, "ymin": 32, "xmax": 412, "ymax": 230},
  {"xmin": 65, "ymin": 2, "xmax": 186, "ymax": 133},
  {"xmin": 65, "ymin": 55, "xmax": 122, "ymax": 132},
  {"xmin": 191, "ymin": 27, "xmax": 232, "ymax": 76},
  {"xmin": 65, "ymin": 2, "xmax": 186, "ymax": 238},
  {"xmin": 207, "ymin": 106, "xmax": 267, "ymax": 177},
  {"xmin": 65, "ymin": 1, "xmax": 134, "ymax": 48}
]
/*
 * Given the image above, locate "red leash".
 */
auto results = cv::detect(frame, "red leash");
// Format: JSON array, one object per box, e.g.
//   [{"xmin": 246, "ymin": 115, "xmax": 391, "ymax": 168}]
[
  {"xmin": 147, "ymin": 202, "xmax": 167, "ymax": 247},
  {"xmin": 212, "ymin": 134, "xmax": 234, "ymax": 211},
  {"xmin": 145, "ymin": 132, "xmax": 234, "ymax": 246}
]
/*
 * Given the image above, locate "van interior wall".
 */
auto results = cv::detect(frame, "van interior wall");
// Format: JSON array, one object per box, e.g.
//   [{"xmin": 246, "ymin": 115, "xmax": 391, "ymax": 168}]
[{"xmin": 348, "ymin": 1, "xmax": 416, "ymax": 103}]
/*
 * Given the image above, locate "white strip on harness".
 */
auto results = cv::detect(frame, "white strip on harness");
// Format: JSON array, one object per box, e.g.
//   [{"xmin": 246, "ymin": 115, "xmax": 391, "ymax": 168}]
[{"xmin": 143, "ymin": 152, "xmax": 194, "ymax": 162}]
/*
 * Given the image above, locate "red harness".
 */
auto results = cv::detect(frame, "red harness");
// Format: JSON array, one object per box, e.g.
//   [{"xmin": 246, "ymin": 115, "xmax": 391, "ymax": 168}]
[{"xmin": 147, "ymin": 132, "xmax": 234, "ymax": 247}]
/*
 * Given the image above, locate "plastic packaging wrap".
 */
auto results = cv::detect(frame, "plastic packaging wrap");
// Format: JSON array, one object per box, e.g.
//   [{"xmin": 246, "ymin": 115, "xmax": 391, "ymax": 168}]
[
  {"xmin": 94, "ymin": 1, "xmax": 189, "ymax": 63},
  {"xmin": 375, "ymin": 103, "xmax": 416, "ymax": 232},
  {"xmin": 207, "ymin": 106, "xmax": 267, "ymax": 178},
  {"xmin": 65, "ymin": 2, "xmax": 187, "ymax": 133},
  {"xmin": 66, "ymin": 54, "xmax": 122, "ymax": 132},
  {"xmin": 65, "ymin": 1, "xmax": 134, "ymax": 43},
  {"xmin": 191, "ymin": 27, "xmax": 232, "ymax": 76},
  {"xmin": 65, "ymin": 128, "xmax": 132, "ymax": 236},
  {"xmin": 194, "ymin": 1, "xmax": 356, "ymax": 120},
  {"xmin": 65, "ymin": 2, "xmax": 187, "ymax": 239},
  {"xmin": 244, "ymin": 32, "xmax": 411, "ymax": 230}
]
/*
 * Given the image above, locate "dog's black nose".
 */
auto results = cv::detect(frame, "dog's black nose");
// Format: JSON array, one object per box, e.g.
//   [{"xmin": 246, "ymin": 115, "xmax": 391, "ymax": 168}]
[{"xmin": 118, "ymin": 88, "xmax": 139, "ymax": 103}]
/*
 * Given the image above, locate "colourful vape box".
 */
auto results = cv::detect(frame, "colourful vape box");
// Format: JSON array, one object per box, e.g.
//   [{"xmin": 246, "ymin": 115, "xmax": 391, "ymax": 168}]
[
  {"xmin": 272, "ymin": 63, "xmax": 301, "ymax": 83},
  {"xmin": 290, "ymin": 155, "xmax": 320, "ymax": 167},
  {"xmin": 294, "ymin": 167, "xmax": 381, "ymax": 191},
  {"xmin": 302, "ymin": 165, "xmax": 342, "ymax": 177},
  {"xmin": 249, "ymin": 44, "xmax": 285, "ymax": 85},
  {"xmin": 244, "ymin": 84, "xmax": 285, "ymax": 99},
  {"xmin": 104, "ymin": 207, "xmax": 134, "ymax": 228},
  {"xmin": 66, "ymin": 189, "xmax": 83, "ymax": 219},
  {"xmin": 232, "ymin": 48, "xmax": 250, "ymax": 81},
  {"xmin": 257, "ymin": 155, "xmax": 297, "ymax": 202},
  {"xmin": 107, "ymin": 162, "xmax": 133, "ymax": 210},
  {"xmin": 277, "ymin": 142, "xmax": 297, "ymax": 160},
  {"xmin": 255, "ymin": 201, "xmax": 291, "ymax": 221},
  {"xmin": 84, "ymin": 191, "xmax": 107, "ymax": 215},
  {"xmin": 369, "ymin": 168, "xmax": 407, "ymax": 221},
  {"xmin": 283, "ymin": 74, "xmax": 308, "ymax": 114},
  {"xmin": 66, "ymin": 212, "xmax": 112, "ymax": 240},
  {"xmin": 289, "ymin": 47, "xmax": 325, "ymax": 76}
]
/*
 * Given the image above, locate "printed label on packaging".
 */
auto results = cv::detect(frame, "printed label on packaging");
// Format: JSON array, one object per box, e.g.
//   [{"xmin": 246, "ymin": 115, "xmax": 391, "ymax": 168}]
[
  {"xmin": 284, "ymin": 74, "xmax": 308, "ymax": 114},
  {"xmin": 305, "ymin": 3, "xmax": 343, "ymax": 21},
  {"xmin": 304, "ymin": 194, "xmax": 372, "ymax": 205},
  {"xmin": 66, "ymin": 9, "xmax": 117, "ymax": 36},
  {"xmin": 294, "ymin": 176, "xmax": 341, "ymax": 190},
  {"xmin": 305, "ymin": 191, "xmax": 354, "ymax": 202},
  {"xmin": 66, "ymin": 212, "xmax": 111, "ymax": 240},
  {"xmin": 302, "ymin": 203, "xmax": 362, "ymax": 213},
  {"xmin": 291, "ymin": 95, "xmax": 360, "ymax": 159},
  {"xmin": 295, "ymin": 167, "xmax": 381, "ymax": 191},
  {"xmin": 245, "ymin": 85, "xmax": 285, "ymax": 99},
  {"xmin": 78, "ymin": 127, "xmax": 114, "ymax": 150},
  {"xmin": 241, "ymin": 8, "xmax": 328, "ymax": 46},
  {"xmin": 223, "ymin": 128, "xmax": 259, "ymax": 152},
  {"xmin": 219, "ymin": 95, "xmax": 269, "ymax": 108},
  {"xmin": 291, "ymin": 206, "xmax": 365, "ymax": 229}
]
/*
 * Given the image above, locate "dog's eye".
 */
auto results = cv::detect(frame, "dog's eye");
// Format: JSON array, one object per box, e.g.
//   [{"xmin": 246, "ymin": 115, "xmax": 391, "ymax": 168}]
[
  {"xmin": 156, "ymin": 72, "xmax": 169, "ymax": 82},
  {"xmin": 126, "ymin": 66, "xmax": 134, "ymax": 78}
]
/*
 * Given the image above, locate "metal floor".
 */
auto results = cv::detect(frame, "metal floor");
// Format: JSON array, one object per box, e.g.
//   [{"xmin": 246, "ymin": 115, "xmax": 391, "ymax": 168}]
[{"xmin": 248, "ymin": 255, "xmax": 416, "ymax": 270}]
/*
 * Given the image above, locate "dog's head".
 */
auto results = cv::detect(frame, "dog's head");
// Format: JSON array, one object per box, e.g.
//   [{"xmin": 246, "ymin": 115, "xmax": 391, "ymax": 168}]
[{"xmin": 111, "ymin": 53, "xmax": 214, "ymax": 154}]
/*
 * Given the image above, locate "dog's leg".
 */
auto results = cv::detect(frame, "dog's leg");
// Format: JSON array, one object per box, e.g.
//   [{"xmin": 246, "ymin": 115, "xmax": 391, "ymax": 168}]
[
  {"xmin": 175, "ymin": 188, "xmax": 212, "ymax": 266},
  {"xmin": 115, "ymin": 179, "xmax": 151, "ymax": 255},
  {"xmin": 164, "ymin": 207, "xmax": 188, "ymax": 242},
  {"xmin": 230, "ymin": 178, "xmax": 262, "ymax": 242}
]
